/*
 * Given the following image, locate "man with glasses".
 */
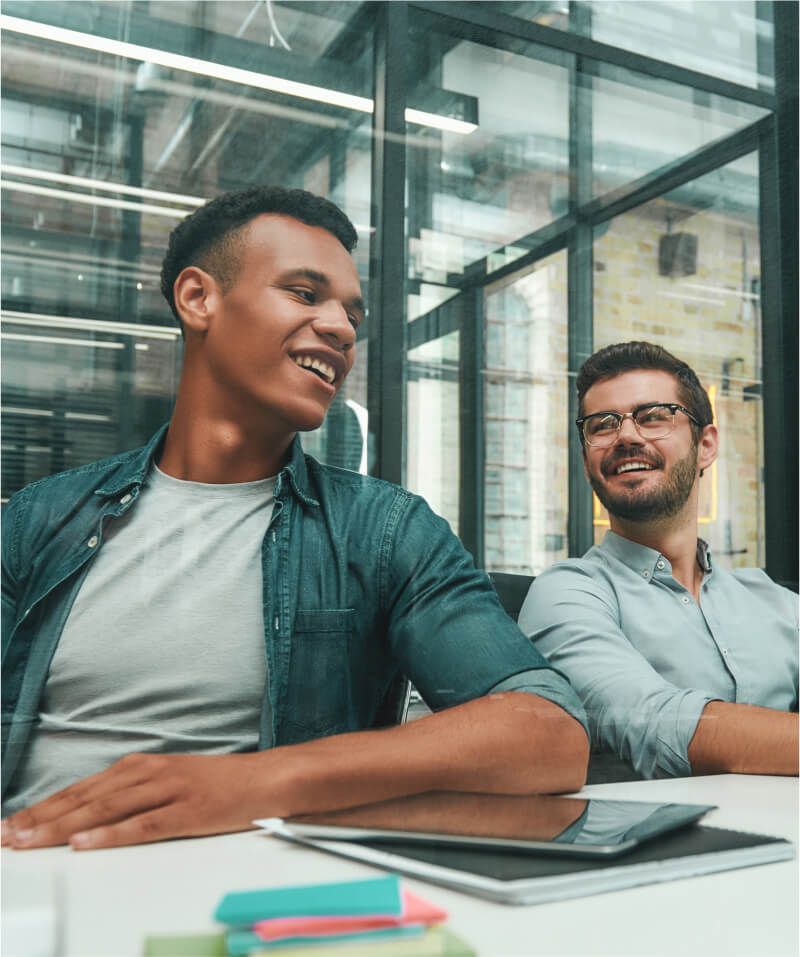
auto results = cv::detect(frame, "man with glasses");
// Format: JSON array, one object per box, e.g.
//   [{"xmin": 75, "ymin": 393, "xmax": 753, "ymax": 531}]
[{"xmin": 520, "ymin": 341, "xmax": 798, "ymax": 779}]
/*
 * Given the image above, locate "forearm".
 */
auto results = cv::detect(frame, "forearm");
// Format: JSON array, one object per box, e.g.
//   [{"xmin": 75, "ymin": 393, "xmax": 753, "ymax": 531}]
[
  {"xmin": 1, "ymin": 692, "xmax": 588, "ymax": 850},
  {"xmin": 688, "ymin": 701, "xmax": 799, "ymax": 776},
  {"xmin": 268, "ymin": 692, "xmax": 589, "ymax": 817}
]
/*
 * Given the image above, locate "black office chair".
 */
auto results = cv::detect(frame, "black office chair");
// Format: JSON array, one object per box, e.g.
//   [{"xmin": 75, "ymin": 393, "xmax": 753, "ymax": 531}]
[
  {"xmin": 371, "ymin": 672, "xmax": 412, "ymax": 728},
  {"xmin": 489, "ymin": 571, "xmax": 642, "ymax": 784}
]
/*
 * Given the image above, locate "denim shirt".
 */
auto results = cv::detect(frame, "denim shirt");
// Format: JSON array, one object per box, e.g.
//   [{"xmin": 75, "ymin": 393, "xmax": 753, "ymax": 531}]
[{"xmin": 2, "ymin": 426, "xmax": 584, "ymax": 796}]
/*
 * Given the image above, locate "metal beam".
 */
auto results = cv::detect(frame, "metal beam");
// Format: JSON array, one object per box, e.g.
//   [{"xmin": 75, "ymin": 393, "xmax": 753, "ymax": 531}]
[
  {"xmin": 367, "ymin": 1, "xmax": 408, "ymax": 484},
  {"xmin": 566, "ymin": 4, "xmax": 595, "ymax": 559},
  {"xmin": 582, "ymin": 117, "xmax": 770, "ymax": 227},
  {"xmin": 759, "ymin": 0, "xmax": 798, "ymax": 584},
  {"xmin": 458, "ymin": 289, "xmax": 485, "ymax": 564}
]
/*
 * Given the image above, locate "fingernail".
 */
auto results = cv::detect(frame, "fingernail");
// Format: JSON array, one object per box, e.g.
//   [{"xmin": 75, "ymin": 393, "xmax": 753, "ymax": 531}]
[
  {"xmin": 70, "ymin": 832, "xmax": 91, "ymax": 849},
  {"xmin": 13, "ymin": 828, "xmax": 36, "ymax": 844}
]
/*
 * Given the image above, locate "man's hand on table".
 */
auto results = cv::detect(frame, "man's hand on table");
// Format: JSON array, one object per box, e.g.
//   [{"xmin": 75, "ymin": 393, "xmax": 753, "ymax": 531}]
[
  {"xmin": 1, "ymin": 751, "xmax": 280, "ymax": 851},
  {"xmin": 1, "ymin": 694, "xmax": 589, "ymax": 852}
]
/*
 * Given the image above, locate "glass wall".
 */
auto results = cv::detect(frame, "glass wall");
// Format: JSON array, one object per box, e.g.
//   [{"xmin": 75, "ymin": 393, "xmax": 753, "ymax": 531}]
[
  {"xmin": 593, "ymin": 154, "xmax": 764, "ymax": 566},
  {"xmin": 1, "ymin": 1, "xmax": 795, "ymax": 581},
  {"xmin": 1, "ymin": 0, "xmax": 374, "ymax": 497},
  {"xmin": 483, "ymin": 252, "xmax": 568, "ymax": 574}
]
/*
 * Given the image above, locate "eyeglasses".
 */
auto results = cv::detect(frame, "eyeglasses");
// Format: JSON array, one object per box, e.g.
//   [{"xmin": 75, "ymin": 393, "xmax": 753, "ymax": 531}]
[{"xmin": 576, "ymin": 403, "xmax": 702, "ymax": 447}]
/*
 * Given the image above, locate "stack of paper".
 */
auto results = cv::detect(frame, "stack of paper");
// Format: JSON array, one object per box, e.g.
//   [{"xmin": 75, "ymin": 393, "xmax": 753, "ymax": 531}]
[{"xmin": 143, "ymin": 875, "xmax": 475, "ymax": 956}]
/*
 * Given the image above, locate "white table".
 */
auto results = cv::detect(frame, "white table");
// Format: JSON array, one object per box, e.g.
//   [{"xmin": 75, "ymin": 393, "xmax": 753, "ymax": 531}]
[{"xmin": 2, "ymin": 775, "xmax": 797, "ymax": 957}]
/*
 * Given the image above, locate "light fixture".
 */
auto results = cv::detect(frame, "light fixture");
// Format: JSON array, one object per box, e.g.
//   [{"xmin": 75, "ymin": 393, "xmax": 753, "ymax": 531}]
[
  {"xmin": 2, "ymin": 309, "xmax": 181, "ymax": 340},
  {"xmin": 1, "ymin": 163, "xmax": 204, "ymax": 206},
  {"xmin": 0, "ymin": 179, "xmax": 193, "ymax": 218},
  {"xmin": 1, "ymin": 173, "xmax": 375, "ymax": 232},
  {"xmin": 1, "ymin": 15, "xmax": 477, "ymax": 134},
  {"xmin": 2, "ymin": 332, "xmax": 125, "ymax": 350}
]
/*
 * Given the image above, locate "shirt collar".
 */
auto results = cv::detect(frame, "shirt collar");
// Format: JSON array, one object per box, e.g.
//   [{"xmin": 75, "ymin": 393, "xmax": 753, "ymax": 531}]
[
  {"xmin": 275, "ymin": 434, "xmax": 320, "ymax": 508},
  {"xmin": 94, "ymin": 426, "xmax": 319, "ymax": 508},
  {"xmin": 600, "ymin": 530, "xmax": 713, "ymax": 580},
  {"xmin": 94, "ymin": 423, "xmax": 170, "ymax": 498}
]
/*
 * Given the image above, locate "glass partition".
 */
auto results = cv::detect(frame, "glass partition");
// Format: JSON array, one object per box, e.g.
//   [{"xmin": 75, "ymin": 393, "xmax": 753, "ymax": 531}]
[
  {"xmin": 484, "ymin": 251, "xmax": 568, "ymax": 574},
  {"xmin": 503, "ymin": 0, "xmax": 775, "ymax": 92},
  {"xmin": 593, "ymin": 153, "xmax": 764, "ymax": 567},
  {"xmin": 0, "ymin": 0, "xmax": 374, "ymax": 498}
]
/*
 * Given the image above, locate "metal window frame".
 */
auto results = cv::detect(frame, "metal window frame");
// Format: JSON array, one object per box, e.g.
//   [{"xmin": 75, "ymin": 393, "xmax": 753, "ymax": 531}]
[{"xmin": 369, "ymin": 0, "xmax": 795, "ymax": 582}]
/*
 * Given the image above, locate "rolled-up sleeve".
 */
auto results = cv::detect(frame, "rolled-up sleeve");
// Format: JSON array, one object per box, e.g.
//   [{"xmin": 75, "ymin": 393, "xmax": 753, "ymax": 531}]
[
  {"xmin": 383, "ymin": 495, "xmax": 586, "ymax": 733},
  {"xmin": 518, "ymin": 564, "xmax": 715, "ymax": 778},
  {"xmin": 488, "ymin": 668, "xmax": 589, "ymax": 737}
]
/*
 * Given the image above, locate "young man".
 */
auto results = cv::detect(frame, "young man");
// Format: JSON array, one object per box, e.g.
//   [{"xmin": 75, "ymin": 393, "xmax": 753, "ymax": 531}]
[
  {"xmin": 2, "ymin": 187, "xmax": 588, "ymax": 850},
  {"xmin": 520, "ymin": 341, "xmax": 798, "ymax": 780}
]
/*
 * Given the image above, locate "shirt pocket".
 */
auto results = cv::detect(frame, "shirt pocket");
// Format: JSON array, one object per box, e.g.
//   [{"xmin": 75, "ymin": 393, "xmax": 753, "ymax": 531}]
[{"xmin": 281, "ymin": 608, "xmax": 356, "ymax": 744}]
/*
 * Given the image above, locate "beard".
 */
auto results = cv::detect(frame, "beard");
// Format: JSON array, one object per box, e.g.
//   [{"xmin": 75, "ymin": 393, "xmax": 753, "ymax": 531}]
[{"xmin": 589, "ymin": 444, "xmax": 698, "ymax": 523}]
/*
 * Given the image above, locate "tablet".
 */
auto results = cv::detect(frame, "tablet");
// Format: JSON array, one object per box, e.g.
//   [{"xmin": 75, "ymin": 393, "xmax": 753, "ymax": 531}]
[{"xmin": 261, "ymin": 791, "xmax": 716, "ymax": 859}]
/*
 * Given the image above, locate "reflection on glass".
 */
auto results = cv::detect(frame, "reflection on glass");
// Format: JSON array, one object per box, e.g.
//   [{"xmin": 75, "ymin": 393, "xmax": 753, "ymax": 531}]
[
  {"xmin": 484, "ymin": 252, "xmax": 568, "ymax": 575},
  {"xmin": 406, "ymin": 333, "xmax": 460, "ymax": 534},
  {"xmin": 1, "ymin": 1, "xmax": 374, "ymax": 498},
  {"xmin": 407, "ymin": 12, "xmax": 570, "ymax": 287},
  {"xmin": 591, "ymin": 66, "xmax": 768, "ymax": 198},
  {"xmin": 504, "ymin": 0, "xmax": 774, "ymax": 92},
  {"xmin": 593, "ymin": 152, "xmax": 764, "ymax": 568}
]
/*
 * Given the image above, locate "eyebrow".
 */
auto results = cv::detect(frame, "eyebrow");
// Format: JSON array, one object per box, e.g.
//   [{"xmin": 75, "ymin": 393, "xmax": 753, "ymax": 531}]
[
  {"xmin": 278, "ymin": 268, "xmax": 365, "ymax": 316},
  {"xmin": 586, "ymin": 402, "xmax": 675, "ymax": 416}
]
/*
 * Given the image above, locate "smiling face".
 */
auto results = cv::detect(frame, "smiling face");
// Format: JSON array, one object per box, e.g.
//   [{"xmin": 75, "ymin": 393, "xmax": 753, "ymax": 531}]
[
  {"xmin": 581, "ymin": 369, "xmax": 717, "ymax": 526},
  {"xmin": 180, "ymin": 213, "xmax": 363, "ymax": 436}
]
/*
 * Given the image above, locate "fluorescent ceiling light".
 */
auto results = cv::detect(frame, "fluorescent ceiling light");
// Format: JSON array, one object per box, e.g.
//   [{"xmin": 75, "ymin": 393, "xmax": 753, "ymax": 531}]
[
  {"xmin": 2, "ymin": 406, "xmax": 54, "ymax": 417},
  {"xmin": 1, "ymin": 179, "xmax": 190, "ymax": 218},
  {"xmin": 657, "ymin": 290, "xmax": 724, "ymax": 306},
  {"xmin": 404, "ymin": 108, "xmax": 477, "ymax": 135},
  {"xmin": 2, "ymin": 332, "xmax": 125, "ymax": 350},
  {"xmin": 2, "ymin": 173, "xmax": 374, "ymax": 232},
  {"xmin": 1, "ymin": 15, "xmax": 476, "ymax": 134},
  {"xmin": 1, "ymin": 164, "xmax": 204, "ymax": 206},
  {"xmin": 681, "ymin": 280, "xmax": 759, "ymax": 301},
  {"xmin": 2, "ymin": 310, "xmax": 181, "ymax": 340}
]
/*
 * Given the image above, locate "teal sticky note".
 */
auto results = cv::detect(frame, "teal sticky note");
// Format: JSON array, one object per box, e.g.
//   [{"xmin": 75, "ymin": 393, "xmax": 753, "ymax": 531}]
[
  {"xmin": 214, "ymin": 876, "xmax": 402, "ymax": 926},
  {"xmin": 225, "ymin": 930, "xmax": 267, "ymax": 956}
]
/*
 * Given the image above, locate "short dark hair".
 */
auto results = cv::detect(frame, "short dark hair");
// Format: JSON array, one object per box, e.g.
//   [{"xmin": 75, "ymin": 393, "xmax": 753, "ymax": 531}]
[
  {"xmin": 160, "ymin": 186, "xmax": 358, "ymax": 324},
  {"xmin": 576, "ymin": 341, "xmax": 713, "ymax": 435}
]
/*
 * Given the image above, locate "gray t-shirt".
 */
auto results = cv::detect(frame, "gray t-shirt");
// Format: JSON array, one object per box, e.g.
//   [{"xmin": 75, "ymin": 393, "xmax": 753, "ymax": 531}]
[{"xmin": 4, "ymin": 465, "xmax": 275, "ymax": 813}]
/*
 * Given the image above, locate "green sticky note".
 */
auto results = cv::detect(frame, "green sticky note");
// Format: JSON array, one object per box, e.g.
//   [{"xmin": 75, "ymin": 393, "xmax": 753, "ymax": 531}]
[
  {"xmin": 142, "ymin": 931, "xmax": 227, "ymax": 956},
  {"xmin": 214, "ymin": 876, "xmax": 401, "ymax": 926}
]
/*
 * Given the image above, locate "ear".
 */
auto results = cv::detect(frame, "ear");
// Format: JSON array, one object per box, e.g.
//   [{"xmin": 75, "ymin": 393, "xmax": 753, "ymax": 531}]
[
  {"xmin": 173, "ymin": 267, "xmax": 222, "ymax": 335},
  {"xmin": 697, "ymin": 424, "xmax": 718, "ymax": 476}
]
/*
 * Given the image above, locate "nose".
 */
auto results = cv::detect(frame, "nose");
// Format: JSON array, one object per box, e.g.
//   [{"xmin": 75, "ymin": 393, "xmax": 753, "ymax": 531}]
[
  {"xmin": 313, "ymin": 300, "xmax": 356, "ymax": 352},
  {"xmin": 615, "ymin": 413, "xmax": 642, "ymax": 444}
]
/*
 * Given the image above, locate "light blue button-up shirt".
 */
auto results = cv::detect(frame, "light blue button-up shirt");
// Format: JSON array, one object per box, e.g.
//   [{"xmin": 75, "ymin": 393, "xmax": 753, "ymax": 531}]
[{"xmin": 519, "ymin": 531, "xmax": 798, "ymax": 778}]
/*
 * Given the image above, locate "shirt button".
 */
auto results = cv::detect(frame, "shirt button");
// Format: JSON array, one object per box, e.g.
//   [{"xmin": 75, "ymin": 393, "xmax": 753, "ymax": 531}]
[
  {"xmin": 87, "ymin": 536, "xmax": 98, "ymax": 548},
  {"xmin": 681, "ymin": 595, "xmax": 690, "ymax": 604},
  {"xmin": 120, "ymin": 493, "xmax": 132, "ymax": 505},
  {"xmin": 642, "ymin": 570, "xmax": 650, "ymax": 579},
  {"xmin": 722, "ymin": 648, "xmax": 729, "ymax": 656},
  {"xmin": 656, "ymin": 561, "xmax": 665, "ymax": 570}
]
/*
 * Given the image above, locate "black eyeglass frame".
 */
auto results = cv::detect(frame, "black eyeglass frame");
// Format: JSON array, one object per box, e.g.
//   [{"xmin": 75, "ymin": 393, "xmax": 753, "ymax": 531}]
[{"xmin": 575, "ymin": 403, "xmax": 704, "ymax": 446}]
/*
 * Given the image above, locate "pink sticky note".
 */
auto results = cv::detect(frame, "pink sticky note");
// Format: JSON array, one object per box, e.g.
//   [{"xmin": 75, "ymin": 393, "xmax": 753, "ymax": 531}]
[{"xmin": 253, "ymin": 889, "xmax": 447, "ymax": 942}]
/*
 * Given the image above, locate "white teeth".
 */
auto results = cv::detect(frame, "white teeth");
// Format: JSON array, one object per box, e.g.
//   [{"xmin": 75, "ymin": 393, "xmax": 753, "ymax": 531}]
[
  {"xmin": 616, "ymin": 462, "xmax": 654, "ymax": 474},
  {"xmin": 293, "ymin": 355, "xmax": 335, "ymax": 384}
]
